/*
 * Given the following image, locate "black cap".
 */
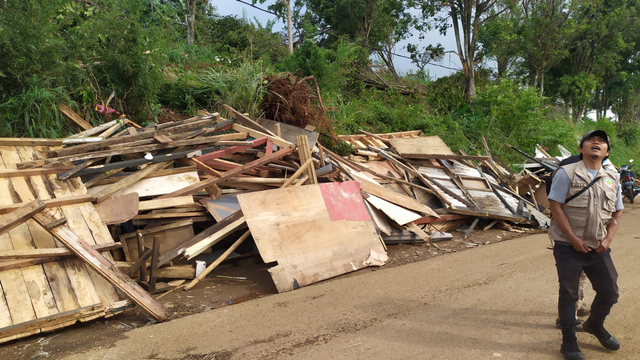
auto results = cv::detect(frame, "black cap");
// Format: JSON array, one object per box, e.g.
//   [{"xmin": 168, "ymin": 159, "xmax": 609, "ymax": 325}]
[{"xmin": 580, "ymin": 130, "xmax": 611, "ymax": 151}]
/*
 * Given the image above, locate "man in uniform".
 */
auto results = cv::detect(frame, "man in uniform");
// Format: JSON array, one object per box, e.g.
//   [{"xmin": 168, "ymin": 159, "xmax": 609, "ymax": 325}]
[{"xmin": 548, "ymin": 130, "xmax": 623, "ymax": 360}]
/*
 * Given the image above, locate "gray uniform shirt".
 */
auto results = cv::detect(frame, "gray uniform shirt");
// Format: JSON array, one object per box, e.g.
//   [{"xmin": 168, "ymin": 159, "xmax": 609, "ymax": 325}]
[{"xmin": 548, "ymin": 168, "xmax": 624, "ymax": 211}]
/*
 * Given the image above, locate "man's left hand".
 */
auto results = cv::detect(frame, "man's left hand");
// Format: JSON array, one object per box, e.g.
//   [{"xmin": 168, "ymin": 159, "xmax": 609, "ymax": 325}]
[{"xmin": 596, "ymin": 236, "xmax": 613, "ymax": 253}]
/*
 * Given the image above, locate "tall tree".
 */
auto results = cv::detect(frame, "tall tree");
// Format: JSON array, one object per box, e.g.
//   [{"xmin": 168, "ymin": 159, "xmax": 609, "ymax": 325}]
[
  {"xmin": 518, "ymin": 0, "xmax": 574, "ymax": 95},
  {"xmin": 412, "ymin": 0, "xmax": 513, "ymax": 97},
  {"xmin": 254, "ymin": 0, "xmax": 295, "ymax": 54},
  {"xmin": 305, "ymin": 0, "xmax": 412, "ymax": 79},
  {"xmin": 186, "ymin": 0, "xmax": 196, "ymax": 45}
]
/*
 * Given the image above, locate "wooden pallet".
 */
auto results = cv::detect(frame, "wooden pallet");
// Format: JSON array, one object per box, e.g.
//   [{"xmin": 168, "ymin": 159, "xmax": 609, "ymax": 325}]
[{"xmin": 0, "ymin": 145, "xmax": 126, "ymax": 344}]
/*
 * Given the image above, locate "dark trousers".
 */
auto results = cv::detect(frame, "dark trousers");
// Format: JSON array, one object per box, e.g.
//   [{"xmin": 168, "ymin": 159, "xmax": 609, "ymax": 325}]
[{"xmin": 553, "ymin": 242, "xmax": 619, "ymax": 327}]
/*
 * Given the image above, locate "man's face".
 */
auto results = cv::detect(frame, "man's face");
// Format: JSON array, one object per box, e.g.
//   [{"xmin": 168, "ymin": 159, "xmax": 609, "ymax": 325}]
[{"xmin": 579, "ymin": 135, "xmax": 610, "ymax": 160}]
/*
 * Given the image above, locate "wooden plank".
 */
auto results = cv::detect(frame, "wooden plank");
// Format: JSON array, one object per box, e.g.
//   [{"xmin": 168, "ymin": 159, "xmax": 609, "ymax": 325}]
[
  {"xmin": 414, "ymin": 214, "xmax": 469, "ymax": 224},
  {"xmin": 389, "ymin": 136, "xmax": 488, "ymax": 160},
  {"xmin": 66, "ymin": 120, "xmax": 118, "ymax": 139},
  {"xmin": 0, "ymin": 304, "xmax": 105, "ymax": 343},
  {"xmin": 32, "ymin": 209, "xmax": 169, "ymax": 321},
  {"xmin": 133, "ymin": 212, "xmax": 206, "ymax": 220},
  {"xmin": 156, "ymin": 147, "xmax": 295, "ymax": 199},
  {"xmin": 183, "ymin": 216, "xmax": 246, "ymax": 260},
  {"xmin": 121, "ymin": 223, "xmax": 194, "ymax": 265},
  {"xmin": 184, "ymin": 230, "xmax": 250, "ymax": 290},
  {"xmin": 0, "ymin": 243, "xmax": 121, "ymax": 259},
  {"xmin": 59, "ymin": 104, "xmax": 93, "ymax": 131},
  {"xmin": 257, "ymin": 118, "xmax": 319, "ymax": 149},
  {"xmin": 157, "ymin": 211, "xmax": 244, "ymax": 267},
  {"xmin": 93, "ymin": 161, "xmax": 171, "ymax": 203},
  {"xmin": 94, "ymin": 193, "xmax": 139, "ymax": 225},
  {"xmin": 0, "ymin": 200, "xmax": 46, "ymax": 236},
  {"xmin": 0, "ymin": 166, "xmax": 74, "ymax": 178},
  {"xmin": 51, "ymin": 118, "xmax": 215, "ymax": 158},
  {"xmin": 13, "ymin": 146, "xmax": 93, "ymax": 312},
  {"xmin": 89, "ymin": 170, "xmax": 200, "ymax": 198},
  {"xmin": 231, "ymin": 123, "xmax": 294, "ymax": 149},
  {"xmin": 296, "ymin": 135, "xmax": 317, "ymax": 185},
  {"xmin": 0, "ymin": 148, "xmax": 61, "ymax": 322},
  {"xmin": 23, "ymin": 133, "xmax": 248, "ymax": 169},
  {"xmin": 0, "ymin": 195, "xmax": 94, "ymax": 215},
  {"xmin": 115, "ymin": 262, "xmax": 195, "ymax": 279},
  {"xmin": 237, "ymin": 182, "xmax": 385, "ymax": 293},
  {"xmin": 0, "ymin": 138, "xmax": 63, "ymax": 147},
  {"xmin": 359, "ymin": 178, "xmax": 438, "ymax": 217},
  {"xmin": 138, "ymin": 196, "xmax": 195, "ymax": 212},
  {"xmin": 365, "ymin": 195, "xmax": 421, "ymax": 225},
  {"xmin": 223, "ymin": 104, "xmax": 276, "ymax": 136}
]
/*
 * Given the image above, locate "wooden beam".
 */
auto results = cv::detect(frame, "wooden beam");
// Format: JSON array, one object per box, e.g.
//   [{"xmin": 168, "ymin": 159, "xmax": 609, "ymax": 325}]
[
  {"xmin": 413, "ymin": 214, "xmax": 469, "ymax": 224},
  {"xmin": 0, "ymin": 194, "xmax": 94, "ymax": 215},
  {"xmin": 0, "ymin": 138, "xmax": 64, "ymax": 147},
  {"xmin": 0, "ymin": 243, "xmax": 122, "ymax": 259},
  {"xmin": 93, "ymin": 161, "xmax": 172, "ymax": 203},
  {"xmin": 0, "ymin": 199, "xmax": 46, "ymax": 236},
  {"xmin": 60, "ymin": 104, "xmax": 93, "ymax": 131},
  {"xmin": 156, "ymin": 147, "xmax": 295, "ymax": 199},
  {"xmin": 31, "ymin": 209, "xmax": 169, "ymax": 322}
]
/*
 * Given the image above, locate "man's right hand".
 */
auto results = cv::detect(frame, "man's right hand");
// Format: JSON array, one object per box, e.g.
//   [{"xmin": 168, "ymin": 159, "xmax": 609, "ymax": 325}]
[{"xmin": 569, "ymin": 236, "xmax": 590, "ymax": 253}]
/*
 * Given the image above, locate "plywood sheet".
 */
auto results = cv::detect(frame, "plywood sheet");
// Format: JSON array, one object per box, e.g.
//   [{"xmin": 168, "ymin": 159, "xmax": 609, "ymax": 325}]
[
  {"xmin": 88, "ymin": 171, "xmax": 199, "ymax": 198},
  {"xmin": 389, "ymin": 136, "xmax": 456, "ymax": 159},
  {"xmin": 237, "ymin": 182, "xmax": 385, "ymax": 293}
]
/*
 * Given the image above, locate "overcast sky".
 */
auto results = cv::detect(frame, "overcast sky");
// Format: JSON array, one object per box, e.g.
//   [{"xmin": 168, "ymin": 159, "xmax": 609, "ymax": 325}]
[{"xmin": 213, "ymin": 0, "xmax": 463, "ymax": 79}]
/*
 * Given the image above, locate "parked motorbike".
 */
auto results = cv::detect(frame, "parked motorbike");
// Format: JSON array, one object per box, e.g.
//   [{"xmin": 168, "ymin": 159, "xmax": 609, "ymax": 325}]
[{"xmin": 619, "ymin": 160, "xmax": 640, "ymax": 203}]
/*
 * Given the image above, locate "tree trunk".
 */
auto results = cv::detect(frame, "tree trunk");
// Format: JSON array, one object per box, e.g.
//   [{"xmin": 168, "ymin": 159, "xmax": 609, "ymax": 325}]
[
  {"xmin": 186, "ymin": 0, "xmax": 196, "ymax": 45},
  {"xmin": 540, "ymin": 72, "xmax": 544, "ymax": 97},
  {"xmin": 285, "ymin": 0, "xmax": 293, "ymax": 54}
]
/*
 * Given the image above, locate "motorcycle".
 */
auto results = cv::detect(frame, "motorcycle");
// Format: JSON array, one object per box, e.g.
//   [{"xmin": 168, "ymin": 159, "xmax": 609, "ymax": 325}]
[{"xmin": 619, "ymin": 160, "xmax": 640, "ymax": 203}]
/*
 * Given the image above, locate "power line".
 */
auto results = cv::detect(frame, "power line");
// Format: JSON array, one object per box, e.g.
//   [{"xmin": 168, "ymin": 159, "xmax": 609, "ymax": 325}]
[
  {"xmin": 233, "ymin": 0, "xmax": 276, "ymax": 15},
  {"xmin": 231, "ymin": 0, "xmax": 460, "ymax": 73}
]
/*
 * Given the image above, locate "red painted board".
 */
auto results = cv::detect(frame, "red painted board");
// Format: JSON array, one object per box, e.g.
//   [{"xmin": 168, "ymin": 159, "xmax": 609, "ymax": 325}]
[{"xmin": 319, "ymin": 181, "xmax": 371, "ymax": 222}]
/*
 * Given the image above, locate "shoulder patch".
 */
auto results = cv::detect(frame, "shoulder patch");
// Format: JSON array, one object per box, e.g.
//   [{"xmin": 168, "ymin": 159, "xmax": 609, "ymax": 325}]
[{"xmin": 604, "ymin": 177, "xmax": 616, "ymax": 188}]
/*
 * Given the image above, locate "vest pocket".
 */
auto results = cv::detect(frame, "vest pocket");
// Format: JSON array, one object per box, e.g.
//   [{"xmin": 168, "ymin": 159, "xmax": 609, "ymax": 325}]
[{"xmin": 602, "ymin": 188, "xmax": 617, "ymax": 212}]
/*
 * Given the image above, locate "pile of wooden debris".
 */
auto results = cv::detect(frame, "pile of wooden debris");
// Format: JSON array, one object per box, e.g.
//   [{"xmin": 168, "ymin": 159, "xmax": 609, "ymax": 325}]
[{"xmin": 0, "ymin": 105, "xmax": 550, "ymax": 343}]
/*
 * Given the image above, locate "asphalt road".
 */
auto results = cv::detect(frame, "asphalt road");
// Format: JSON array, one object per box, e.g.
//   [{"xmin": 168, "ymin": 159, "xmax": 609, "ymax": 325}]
[{"xmin": 64, "ymin": 204, "xmax": 640, "ymax": 360}]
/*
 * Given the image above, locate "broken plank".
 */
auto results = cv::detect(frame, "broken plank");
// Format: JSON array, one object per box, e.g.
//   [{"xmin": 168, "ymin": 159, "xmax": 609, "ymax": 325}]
[
  {"xmin": 156, "ymin": 147, "xmax": 295, "ymax": 199},
  {"xmin": 0, "ymin": 199, "xmax": 46, "ymax": 236},
  {"xmin": 31, "ymin": 210, "xmax": 169, "ymax": 322},
  {"xmin": 59, "ymin": 104, "xmax": 93, "ymax": 131},
  {"xmin": 114, "ymin": 262, "xmax": 195, "ymax": 280}
]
